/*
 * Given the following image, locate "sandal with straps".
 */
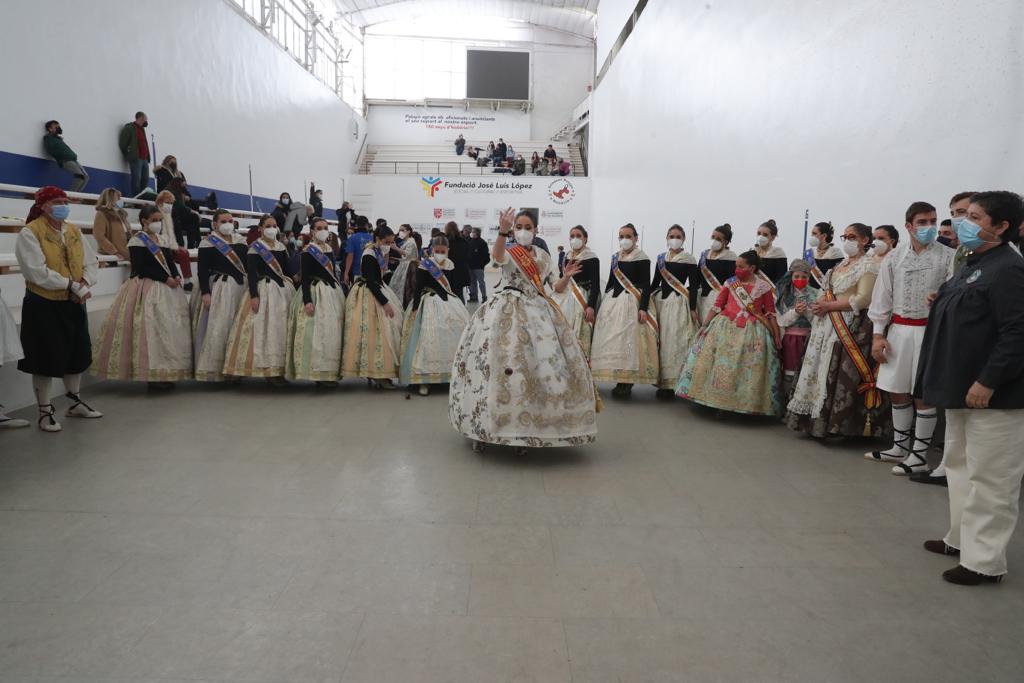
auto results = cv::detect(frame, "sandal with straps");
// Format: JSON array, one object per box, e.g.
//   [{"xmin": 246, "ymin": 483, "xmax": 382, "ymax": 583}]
[
  {"xmin": 865, "ymin": 427, "xmax": 912, "ymax": 463},
  {"xmin": 64, "ymin": 392, "xmax": 103, "ymax": 419},
  {"xmin": 892, "ymin": 435, "xmax": 932, "ymax": 475},
  {"xmin": 38, "ymin": 404, "xmax": 62, "ymax": 432}
]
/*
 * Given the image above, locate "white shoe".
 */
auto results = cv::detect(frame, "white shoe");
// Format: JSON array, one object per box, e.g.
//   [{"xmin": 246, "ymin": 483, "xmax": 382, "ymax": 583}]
[
  {"xmin": 864, "ymin": 450, "xmax": 904, "ymax": 463},
  {"xmin": 37, "ymin": 404, "xmax": 62, "ymax": 432},
  {"xmin": 64, "ymin": 393, "xmax": 103, "ymax": 419},
  {"xmin": 418, "ymin": 385, "xmax": 429, "ymax": 396},
  {"xmin": 0, "ymin": 415, "xmax": 29, "ymax": 429}
]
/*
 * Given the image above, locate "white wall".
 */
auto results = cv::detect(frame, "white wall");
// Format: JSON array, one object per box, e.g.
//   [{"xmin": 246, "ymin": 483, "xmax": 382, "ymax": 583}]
[
  {"xmin": 530, "ymin": 44, "xmax": 594, "ymax": 139},
  {"xmin": 595, "ymin": 0, "xmax": 637, "ymax": 68},
  {"xmin": 0, "ymin": 0, "xmax": 364, "ymax": 210},
  {"xmin": 366, "ymin": 106, "xmax": 531, "ymax": 146},
  {"xmin": 588, "ymin": 0, "xmax": 1024, "ymax": 260}
]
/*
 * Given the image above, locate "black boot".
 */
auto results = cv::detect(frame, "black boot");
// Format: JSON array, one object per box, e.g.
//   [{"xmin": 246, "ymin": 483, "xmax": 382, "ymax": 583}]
[{"xmin": 942, "ymin": 565, "xmax": 1003, "ymax": 586}]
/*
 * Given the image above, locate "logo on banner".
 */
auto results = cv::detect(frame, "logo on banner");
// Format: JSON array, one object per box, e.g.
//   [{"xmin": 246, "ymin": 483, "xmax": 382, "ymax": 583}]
[
  {"xmin": 548, "ymin": 179, "xmax": 575, "ymax": 204},
  {"xmin": 433, "ymin": 207, "xmax": 456, "ymax": 220},
  {"xmin": 433, "ymin": 208, "xmax": 443, "ymax": 219},
  {"xmin": 420, "ymin": 176, "xmax": 443, "ymax": 198}
]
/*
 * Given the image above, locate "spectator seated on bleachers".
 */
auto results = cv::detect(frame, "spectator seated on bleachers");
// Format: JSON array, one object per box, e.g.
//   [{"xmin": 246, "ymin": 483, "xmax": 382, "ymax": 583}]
[{"xmin": 454, "ymin": 134, "xmax": 465, "ymax": 155}]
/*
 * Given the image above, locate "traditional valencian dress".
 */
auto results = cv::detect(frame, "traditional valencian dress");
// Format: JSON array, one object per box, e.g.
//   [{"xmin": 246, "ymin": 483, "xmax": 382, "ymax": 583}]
[
  {"xmin": 677, "ymin": 275, "xmax": 782, "ymax": 415},
  {"xmin": 286, "ymin": 239, "xmax": 345, "ymax": 381},
  {"xmin": 0, "ymin": 290, "xmax": 21, "ymax": 366},
  {"xmin": 341, "ymin": 243, "xmax": 405, "ymax": 380},
  {"xmin": 399, "ymin": 255, "xmax": 470, "ymax": 386},
  {"xmin": 222, "ymin": 237, "xmax": 295, "ymax": 377},
  {"xmin": 449, "ymin": 244, "xmax": 599, "ymax": 447},
  {"xmin": 93, "ymin": 231, "xmax": 193, "ymax": 381},
  {"xmin": 590, "ymin": 248, "xmax": 659, "ymax": 385},
  {"xmin": 389, "ymin": 237, "xmax": 420, "ymax": 309},
  {"xmin": 192, "ymin": 232, "xmax": 248, "ymax": 381},
  {"xmin": 651, "ymin": 250, "xmax": 699, "ymax": 390},
  {"xmin": 549, "ymin": 246, "xmax": 601, "ymax": 357},
  {"xmin": 805, "ymin": 244, "xmax": 844, "ymax": 288},
  {"xmin": 691, "ymin": 247, "xmax": 737, "ymax": 323},
  {"xmin": 756, "ymin": 244, "xmax": 789, "ymax": 285},
  {"xmin": 785, "ymin": 255, "xmax": 891, "ymax": 437}
]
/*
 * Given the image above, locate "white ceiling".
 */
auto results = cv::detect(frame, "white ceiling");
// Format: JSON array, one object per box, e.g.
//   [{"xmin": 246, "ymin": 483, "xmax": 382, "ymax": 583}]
[{"xmin": 332, "ymin": 0, "xmax": 599, "ymax": 40}]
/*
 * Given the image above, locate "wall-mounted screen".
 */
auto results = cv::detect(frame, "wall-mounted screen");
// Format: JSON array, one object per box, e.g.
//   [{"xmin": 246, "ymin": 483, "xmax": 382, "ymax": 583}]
[{"xmin": 466, "ymin": 50, "xmax": 530, "ymax": 100}]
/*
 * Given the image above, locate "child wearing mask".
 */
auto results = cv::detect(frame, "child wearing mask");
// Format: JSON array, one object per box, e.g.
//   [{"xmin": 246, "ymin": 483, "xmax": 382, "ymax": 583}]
[{"xmin": 775, "ymin": 259, "xmax": 817, "ymax": 394}]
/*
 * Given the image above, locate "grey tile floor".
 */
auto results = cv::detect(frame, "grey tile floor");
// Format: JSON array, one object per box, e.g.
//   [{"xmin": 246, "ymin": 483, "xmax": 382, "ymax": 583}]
[{"xmin": 0, "ymin": 380, "xmax": 1022, "ymax": 682}]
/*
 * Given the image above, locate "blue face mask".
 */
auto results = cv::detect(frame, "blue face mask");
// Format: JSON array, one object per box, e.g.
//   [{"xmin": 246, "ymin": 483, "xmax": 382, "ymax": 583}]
[
  {"xmin": 115, "ymin": 199, "xmax": 125, "ymax": 209},
  {"xmin": 956, "ymin": 218, "xmax": 995, "ymax": 251},
  {"xmin": 50, "ymin": 204, "xmax": 71, "ymax": 221},
  {"xmin": 915, "ymin": 224, "xmax": 937, "ymax": 245}
]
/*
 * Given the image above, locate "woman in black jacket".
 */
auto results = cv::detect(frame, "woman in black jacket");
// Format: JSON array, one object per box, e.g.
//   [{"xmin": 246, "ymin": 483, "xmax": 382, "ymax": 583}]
[{"xmin": 444, "ymin": 221, "xmax": 471, "ymax": 302}]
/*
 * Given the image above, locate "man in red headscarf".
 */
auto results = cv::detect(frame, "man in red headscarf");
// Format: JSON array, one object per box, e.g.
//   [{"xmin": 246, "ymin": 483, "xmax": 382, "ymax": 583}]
[{"xmin": 15, "ymin": 185, "xmax": 103, "ymax": 432}]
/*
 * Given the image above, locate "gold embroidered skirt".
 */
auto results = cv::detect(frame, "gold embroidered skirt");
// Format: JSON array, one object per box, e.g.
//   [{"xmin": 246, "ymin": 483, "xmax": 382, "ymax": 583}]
[
  {"xmin": 222, "ymin": 278, "xmax": 294, "ymax": 378},
  {"xmin": 341, "ymin": 280, "xmax": 404, "ymax": 379},
  {"xmin": 286, "ymin": 280, "xmax": 345, "ymax": 381},
  {"xmin": 590, "ymin": 292, "xmax": 659, "ymax": 385}
]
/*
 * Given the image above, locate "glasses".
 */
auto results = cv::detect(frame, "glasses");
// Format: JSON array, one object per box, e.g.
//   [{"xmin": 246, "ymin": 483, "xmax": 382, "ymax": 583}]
[{"xmin": 839, "ymin": 234, "xmax": 859, "ymax": 241}]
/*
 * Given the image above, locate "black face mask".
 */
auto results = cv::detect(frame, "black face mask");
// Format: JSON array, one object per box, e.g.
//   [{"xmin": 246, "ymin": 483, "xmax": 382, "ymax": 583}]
[
  {"xmin": 937, "ymin": 236, "xmax": 953, "ymax": 248},
  {"xmin": 140, "ymin": 121, "xmax": 148, "ymax": 128},
  {"xmin": 54, "ymin": 126, "xmax": 63, "ymax": 135}
]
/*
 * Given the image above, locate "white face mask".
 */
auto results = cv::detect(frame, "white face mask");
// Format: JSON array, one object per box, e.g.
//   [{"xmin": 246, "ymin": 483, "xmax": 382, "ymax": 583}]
[
  {"xmin": 263, "ymin": 227, "xmax": 279, "ymax": 241},
  {"xmin": 218, "ymin": 222, "xmax": 234, "ymax": 236},
  {"xmin": 315, "ymin": 229, "xmax": 329, "ymax": 243},
  {"xmin": 148, "ymin": 220, "xmax": 162, "ymax": 234},
  {"xmin": 710, "ymin": 239, "xmax": 723, "ymax": 252},
  {"xmin": 842, "ymin": 238, "xmax": 861, "ymax": 256},
  {"xmin": 809, "ymin": 236, "xmax": 821, "ymax": 249},
  {"xmin": 569, "ymin": 237, "xmax": 584, "ymax": 251},
  {"xmin": 619, "ymin": 238, "xmax": 634, "ymax": 251},
  {"xmin": 398, "ymin": 230, "xmax": 408, "ymax": 239},
  {"xmin": 872, "ymin": 239, "xmax": 890, "ymax": 255},
  {"xmin": 667, "ymin": 238, "xmax": 683, "ymax": 251},
  {"xmin": 434, "ymin": 252, "xmax": 448, "ymax": 264},
  {"xmin": 514, "ymin": 229, "xmax": 534, "ymax": 246},
  {"xmin": 159, "ymin": 204, "xmax": 172, "ymax": 215},
  {"xmin": 756, "ymin": 235, "xmax": 770, "ymax": 247}
]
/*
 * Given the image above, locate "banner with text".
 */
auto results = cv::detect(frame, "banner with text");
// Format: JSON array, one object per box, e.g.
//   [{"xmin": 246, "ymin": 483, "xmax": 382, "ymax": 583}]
[{"xmin": 366, "ymin": 105, "xmax": 532, "ymax": 145}]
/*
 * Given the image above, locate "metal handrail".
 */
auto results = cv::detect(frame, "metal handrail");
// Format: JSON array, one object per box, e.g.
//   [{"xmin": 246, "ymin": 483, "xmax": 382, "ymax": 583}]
[{"xmin": 362, "ymin": 161, "xmax": 583, "ymax": 177}]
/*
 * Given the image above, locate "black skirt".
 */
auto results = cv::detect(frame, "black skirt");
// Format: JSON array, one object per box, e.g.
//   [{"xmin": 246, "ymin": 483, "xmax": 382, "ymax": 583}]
[{"xmin": 17, "ymin": 291, "xmax": 92, "ymax": 377}]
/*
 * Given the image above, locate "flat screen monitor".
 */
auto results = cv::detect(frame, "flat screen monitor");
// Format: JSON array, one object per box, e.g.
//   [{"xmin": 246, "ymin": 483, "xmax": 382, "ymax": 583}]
[{"xmin": 466, "ymin": 50, "xmax": 530, "ymax": 100}]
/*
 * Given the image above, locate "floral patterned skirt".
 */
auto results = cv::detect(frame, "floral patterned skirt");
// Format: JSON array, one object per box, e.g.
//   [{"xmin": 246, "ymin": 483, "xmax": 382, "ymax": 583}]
[
  {"xmin": 286, "ymin": 280, "xmax": 345, "ymax": 382},
  {"xmin": 192, "ymin": 276, "xmax": 247, "ymax": 381},
  {"xmin": 590, "ymin": 293, "xmax": 659, "ymax": 385},
  {"xmin": 0, "ymin": 295, "xmax": 22, "ymax": 365},
  {"xmin": 399, "ymin": 290, "xmax": 470, "ymax": 385},
  {"xmin": 222, "ymin": 278, "xmax": 294, "ymax": 378},
  {"xmin": 676, "ymin": 315, "xmax": 782, "ymax": 416},
  {"xmin": 449, "ymin": 288, "xmax": 597, "ymax": 447},
  {"xmin": 654, "ymin": 292, "xmax": 696, "ymax": 389},
  {"xmin": 341, "ymin": 280, "xmax": 404, "ymax": 379},
  {"xmin": 549, "ymin": 285, "xmax": 596, "ymax": 358},
  {"xmin": 93, "ymin": 277, "xmax": 193, "ymax": 382}
]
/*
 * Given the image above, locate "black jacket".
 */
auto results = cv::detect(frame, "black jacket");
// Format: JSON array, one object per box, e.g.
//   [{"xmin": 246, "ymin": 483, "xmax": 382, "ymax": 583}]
[
  {"xmin": 446, "ymin": 235, "xmax": 471, "ymax": 294},
  {"xmin": 468, "ymin": 237, "xmax": 490, "ymax": 269}
]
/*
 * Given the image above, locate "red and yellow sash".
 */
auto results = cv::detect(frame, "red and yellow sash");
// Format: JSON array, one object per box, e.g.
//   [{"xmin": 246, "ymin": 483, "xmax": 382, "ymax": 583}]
[
  {"xmin": 824, "ymin": 288, "xmax": 881, "ymax": 409},
  {"xmin": 727, "ymin": 278, "xmax": 773, "ymax": 332}
]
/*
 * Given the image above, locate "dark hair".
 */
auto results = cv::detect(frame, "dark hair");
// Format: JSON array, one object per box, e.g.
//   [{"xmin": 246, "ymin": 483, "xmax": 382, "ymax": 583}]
[
  {"xmin": 666, "ymin": 224, "xmax": 685, "ymax": 239},
  {"xmin": 354, "ymin": 215, "xmax": 370, "ymax": 232},
  {"xmin": 257, "ymin": 213, "xmax": 275, "ymax": 228},
  {"xmin": 399, "ymin": 223, "xmax": 412, "ymax": 231},
  {"xmin": 570, "ymin": 225, "xmax": 588, "ymax": 239},
  {"xmin": 134, "ymin": 111, "xmax": 146, "ymax": 120},
  {"xmin": 875, "ymin": 224, "xmax": 900, "ymax": 245},
  {"xmin": 430, "ymin": 228, "xmax": 441, "ymax": 237},
  {"xmin": 44, "ymin": 120, "xmax": 58, "ymax": 130},
  {"xmin": 311, "ymin": 217, "xmax": 329, "ymax": 230},
  {"xmin": 279, "ymin": 192, "xmax": 291, "ymax": 202},
  {"xmin": 212, "ymin": 208, "xmax": 232, "ymax": 222},
  {"xmin": 619, "ymin": 223, "xmax": 638, "ymax": 238},
  {"xmin": 139, "ymin": 205, "xmax": 160, "ymax": 222},
  {"xmin": 432, "ymin": 235, "xmax": 449, "ymax": 248},
  {"xmin": 969, "ymin": 191, "xmax": 1024, "ymax": 243},
  {"xmin": 376, "ymin": 218, "xmax": 387, "ymax": 228},
  {"xmin": 737, "ymin": 250, "xmax": 761, "ymax": 272},
  {"xmin": 373, "ymin": 225, "xmax": 395, "ymax": 241},
  {"xmin": 848, "ymin": 223, "xmax": 873, "ymax": 251},
  {"xmin": 905, "ymin": 201, "xmax": 936, "ymax": 224},
  {"xmin": 515, "ymin": 210, "xmax": 537, "ymax": 230},
  {"xmin": 444, "ymin": 221, "xmax": 460, "ymax": 239},
  {"xmin": 168, "ymin": 177, "xmax": 187, "ymax": 197},
  {"xmin": 940, "ymin": 219, "xmax": 952, "ymax": 227},
  {"xmin": 813, "ymin": 221, "xmax": 834, "ymax": 242},
  {"xmin": 950, "ymin": 191, "xmax": 978, "ymax": 207},
  {"xmin": 411, "ymin": 231, "xmax": 423, "ymax": 249},
  {"xmin": 713, "ymin": 223, "xmax": 733, "ymax": 244},
  {"xmin": 759, "ymin": 219, "xmax": 778, "ymax": 237}
]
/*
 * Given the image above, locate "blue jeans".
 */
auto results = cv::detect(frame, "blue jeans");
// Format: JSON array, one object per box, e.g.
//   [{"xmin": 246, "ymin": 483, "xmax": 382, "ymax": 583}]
[
  {"xmin": 128, "ymin": 159, "xmax": 150, "ymax": 196},
  {"xmin": 469, "ymin": 269, "xmax": 487, "ymax": 302}
]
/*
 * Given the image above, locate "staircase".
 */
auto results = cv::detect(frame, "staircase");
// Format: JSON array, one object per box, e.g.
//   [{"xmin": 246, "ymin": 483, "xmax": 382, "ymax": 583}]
[
  {"xmin": 567, "ymin": 143, "xmax": 585, "ymax": 177},
  {"xmin": 359, "ymin": 147, "xmax": 377, "ymax": 174},
  {"xmin": 551, "ymin": 121, "xmax": 577, "ymax": 141}
]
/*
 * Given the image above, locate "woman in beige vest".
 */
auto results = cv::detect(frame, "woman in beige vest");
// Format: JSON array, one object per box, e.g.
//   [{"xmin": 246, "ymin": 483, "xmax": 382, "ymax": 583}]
[{"xmin": 15, "ymin": 186, "xmax": 103, "ymax": 432}]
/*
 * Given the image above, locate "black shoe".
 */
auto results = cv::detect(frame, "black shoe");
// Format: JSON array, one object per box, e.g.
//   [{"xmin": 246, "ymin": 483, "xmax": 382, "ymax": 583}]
[
  {"xmin": 183, "ymin": 283, "xmax": 194, "ymax": 292},
  {"xmin": 923, "ymin": 540, "xmax": 959, "ymax": 556},
  {"xmin": 655, "ymin": 388, "xmax": 675, "ymax": 401},
  {"xmin": 942, "ymin": 565, "xmax": 1003, "ymax": 586},
  {"xmin": 468, "ymin": 298, "xmax": 478, "ymax": 303},
  {"xmin": 611, "ymin": 383, "xmax": 632, "ymax": 398},
  {"xmin": 910, "ymin": 470, "xmax": 948, "ymax": 487}
]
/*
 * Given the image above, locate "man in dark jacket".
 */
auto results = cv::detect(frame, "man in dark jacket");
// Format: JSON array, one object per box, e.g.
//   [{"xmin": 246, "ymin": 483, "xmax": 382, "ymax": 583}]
[
  {"xmin": 118, "ymin": 111, "xmax": 150, "ymax": 196},
  {"xmin": 309, "ymin": 182, "xmax": 324, "ymax": 218},
  {"xmin": 467, "ymin": 227, "xmax": 489, "ymax": 303},
  {"xmin": 444, "ymin": 221, "xmax": 471, "ymax": 302},
  {"xmin": 43, "ymin": 120, "xmax": 89, "ymax": 191}
]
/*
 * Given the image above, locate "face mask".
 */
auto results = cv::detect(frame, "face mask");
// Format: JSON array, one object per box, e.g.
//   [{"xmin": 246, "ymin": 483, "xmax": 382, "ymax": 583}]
[
  {"xmin": 793, "ymin": 277, "xmax": 808, "ymax": 290},
  {"xmin": 809, "ymin": 236, "xmax": 820, "ymax": 249},
  {"xmin": 434, "ymin": 253, "xmax": 448, "ymax": 264},
  {"xmin": 218, "ymin": 222, "xmax": 234, "ymax": 236},
  {"xmin": 149, "ymin": 220, "xmax": 163, "ymax": 234},
  {"xmin": 756, "ymin": 235, "xmax": 770, "ymax": 247},
  {"xmin": 263, "ymin": 227, "xmax": 279, "ymax": 240},
  {"xmin": 956, "ymin": 218, "xmax": 997, "ymax": 251},
  {"xmin": 734, "ymin": 266, "xmax": 750, "ymax": 280},
  {"xmin": 55, "ymin": 126, "xmax": 63, "ymax": 135},
  {"xmin": 619, "ymin": 238, "xmax": 634, "ymax": 251},
  {"xmin": 842, "ymin": 238, "xmax": 861, "ymax": 256},
  {"xmin": 710, "ymin": 239, "xmax": 723, "ymax": 252},
  {"xmin": 569, "ymin": 238, "xmax": 584, "ymax": 251},
  {"xmin": 872, "ymin": 239, "xmax": 889, "ymax": 255},
  {"xmin": 281, "ymin": 198, "xmax": 290, "ymax": 206},
  {"xmin": 114, "ymin": 198, "xmax": 125, "ymax": 209},
  {"xmin": 398, "ymin": 230, "xmax": 408, "ymax": 239},
  {"xmin": 141, "ymin": 121, "xmax": 148, "ymax": 128},
  {"xmin": 915, "ymin": 224, "xmax": 938, "ymax": 245},
  {"xmin": 50, "ymin": 204, "xmax": 71, "ymax": 221},
  {"xmin": 936, "ymin": 236, "xmax": 953, "ymax": 248},
  {"xmin": 315, "ymin": 230, "xmax": 329, "ymax": 242},
  {"xmin": 514, "ymin": 229, "xmax": 534, "ymax": 246},
  {"xmin": 667, "ymin": 238, "xmax": 683, "ymax": 251},
  {"xmin": 159, "ymin": 204, "xmax": 171, "ymax": 215}
]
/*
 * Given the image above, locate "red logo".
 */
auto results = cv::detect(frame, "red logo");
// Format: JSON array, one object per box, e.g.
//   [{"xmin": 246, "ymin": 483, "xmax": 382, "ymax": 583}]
[{"xmin": 433, "ymin": 208, "xmax": 443, "ymax": 219}]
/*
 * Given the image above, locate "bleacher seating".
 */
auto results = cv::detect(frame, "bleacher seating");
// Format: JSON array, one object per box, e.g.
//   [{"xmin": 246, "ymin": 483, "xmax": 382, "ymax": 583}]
[{"xmin": 362, "ymin": 141, "xmax": 585, "ymax": 176}]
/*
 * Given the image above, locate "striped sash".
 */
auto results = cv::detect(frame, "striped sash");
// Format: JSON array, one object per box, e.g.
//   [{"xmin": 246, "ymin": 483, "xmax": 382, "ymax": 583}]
[
  {"xmin": 657, "ymin": 253, "xmax": 689, "ymax": 298},
  {"xmin": 136, "ymin": 231, "xmax": 172, "ymax": 278},
  {"xmin": 208, "ymin": 234, "xmax": 246, "ymax": 276},
  {"xmin": 252, "ymin": 240, "xmax": 285, "ymax": 280},
  {"xmin": 612, "ymin": 253, "xmax": 658, "ymax": 334}
]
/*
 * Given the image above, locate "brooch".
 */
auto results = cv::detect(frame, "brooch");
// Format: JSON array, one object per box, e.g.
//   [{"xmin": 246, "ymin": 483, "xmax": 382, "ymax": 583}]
[{"xmin": 966, "ymin": 269, "xmax": 982, "ymax": 284}]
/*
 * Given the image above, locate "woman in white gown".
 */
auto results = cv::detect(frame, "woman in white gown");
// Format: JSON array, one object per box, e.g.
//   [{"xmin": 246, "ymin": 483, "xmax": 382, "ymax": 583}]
[
  {"xmin": 449, "ymin": 208, "xmax": 599, "ymax": 454},
  {"xmin": 549, "ymin": 225, "xmax": 601, "ymax": 357},
  {"xmin": 399, "ymin": 236, "xmax": 470, "ymax": 396},
  {"xmin": 651, "ymin": 224, "xmax": 700, "ymax": 398},
  {"xmin": 0, "ymin": 289, "xmax": 28, "ymax": 429},
  {"xmin": 388, "ymin": 224, "xmax": 420, "ymax": 308}
]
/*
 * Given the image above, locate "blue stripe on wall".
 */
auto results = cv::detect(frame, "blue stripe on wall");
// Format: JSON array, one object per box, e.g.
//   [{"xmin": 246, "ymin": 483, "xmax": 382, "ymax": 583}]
[{"xmin": 0, "ymin": 149, "xmax": 338, "ymax": 220}]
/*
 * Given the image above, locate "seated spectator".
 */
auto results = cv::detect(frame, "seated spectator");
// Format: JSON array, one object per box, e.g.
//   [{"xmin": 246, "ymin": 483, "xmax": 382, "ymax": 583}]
[
  {"xmin": 558, "ymin": 158, "xmax": 572, "ymax": 176},
  {"xmin": 455, "ymin": 134, "xmax": 466, "ymax": 155},
  {"xmin": 154, "ymin": 155, "xmax": 185, "ymax": 193},
  {"xmin": 496, "ymin": 138, "xmax": 508, "ymax": 159},
  {"xmin": 493, "ymin": 160, "xmax": 513, "ymax": 174},
  {"xmin": 543, "ymin": 144, "xmax": 557, "ymax": 162},
  {"xmin": 476, "ymin": 154, "xmax": 489, "ymax": 168},
  {"xmin": 530, "ymin": 151, "xmax": 541, "ymax": 174},
  {"xmin": 512, "ymin": 154, "xmax": 526, "ymax": 176},
  {"xmin": 92, "ymin": 188, "xmax": 131, "ymax": 260},
  {"xmin": 171, "ymin": 184, "xmax": 202, "ymax": 249},
  {"xmin": 506, "ymin": 144, "xmax": 515, "ymax": 161},
  {"xmin": 42, "ymin": 120, "xmax": 88, "ymax": 192},
  {"xmin": 537, "ymin": 159, "xmax": 551, "ymax": 176},
  {"xmin": 467, "ymin": 146, "xmax": 480, "ymax": 160},
  {"xmin": 486, "ymin": 141, "xmax": 495, "ymax": 158},
  {"xmin": 309, "ymin": 183, "xmax": 324, "ymax": 218}
]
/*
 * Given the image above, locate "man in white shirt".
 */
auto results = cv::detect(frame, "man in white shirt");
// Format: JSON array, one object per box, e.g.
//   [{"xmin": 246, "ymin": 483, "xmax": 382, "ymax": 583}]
[{"xmin": 865, "ymin": 201, "xmax": 954, "ymax": 475}]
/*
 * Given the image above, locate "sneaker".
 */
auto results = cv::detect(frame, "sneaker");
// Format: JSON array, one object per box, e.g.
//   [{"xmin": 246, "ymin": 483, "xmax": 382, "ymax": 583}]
[
  {"xmin": 942, "ymin": 565, "xmax": 1003, "ymax": 586},
  {"xmin": 923, "ymin": 540, "xmax": 959, "ymax": 556},
  {"xmin": 65, "ymin": 393, "xmax": 102, "ymax": 419}
]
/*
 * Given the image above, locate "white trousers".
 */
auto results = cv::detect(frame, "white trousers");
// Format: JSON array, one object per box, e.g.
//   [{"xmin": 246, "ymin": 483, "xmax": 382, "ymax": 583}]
[
  {"xmin": 876, "ymin": 323, "xmax": 925, "ymax": 394},
  {"xmin": 943, "ymin": 408, "xmax": 1024, "ymax": 576}
]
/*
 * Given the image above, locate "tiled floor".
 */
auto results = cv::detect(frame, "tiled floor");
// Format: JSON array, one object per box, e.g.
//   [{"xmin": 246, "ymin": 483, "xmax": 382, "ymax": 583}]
[{"xmin": 1, "ymin": 380, "xmax": 1022, "ymax": 682}]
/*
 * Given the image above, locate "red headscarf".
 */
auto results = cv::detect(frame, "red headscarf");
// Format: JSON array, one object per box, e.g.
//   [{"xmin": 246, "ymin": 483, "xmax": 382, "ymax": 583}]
[{"xmin": 26, "ymin": 185, "xmax": 68, "ymax": 224}]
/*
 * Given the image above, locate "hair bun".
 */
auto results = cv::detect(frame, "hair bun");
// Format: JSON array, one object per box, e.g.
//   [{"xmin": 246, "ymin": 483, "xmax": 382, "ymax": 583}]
[
  {"xmin": 767, "ymin": 219, "xmax": 776, "ymax": 227},
  {"xmin": 722, "ymin": 223, "xmax": 731, "ymax": 230}
]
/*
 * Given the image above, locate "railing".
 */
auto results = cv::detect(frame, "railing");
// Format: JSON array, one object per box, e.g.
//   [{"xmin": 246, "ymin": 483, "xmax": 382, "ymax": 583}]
[{"xmin": 363, "ymin": 162, "xmax": 581, "ymax": 177}]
